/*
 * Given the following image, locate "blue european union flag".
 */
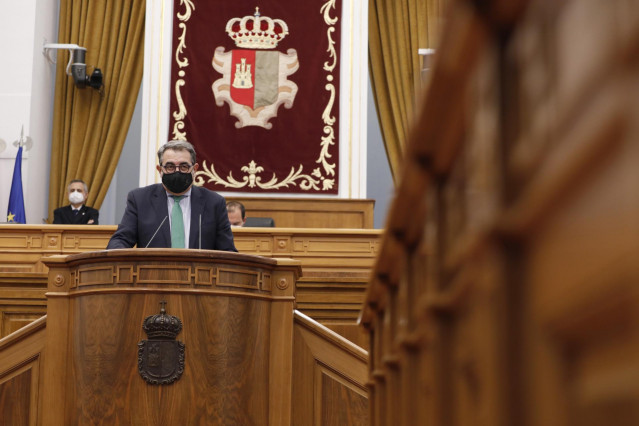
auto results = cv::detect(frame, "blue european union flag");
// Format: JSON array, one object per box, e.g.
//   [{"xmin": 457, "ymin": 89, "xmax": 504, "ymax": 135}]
[{"xmin": 7, "ymin": 146, "xmax": 26, "ymax": 224}]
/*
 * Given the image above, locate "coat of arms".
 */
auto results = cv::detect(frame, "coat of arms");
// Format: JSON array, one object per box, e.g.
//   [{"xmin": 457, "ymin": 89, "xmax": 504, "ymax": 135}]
[
  {"xmin": 212, "ymin": 7, "xmax": 299, "ymax": 129},
  {"xmin": 138, "ymin": 301, "xmax": 185, "ymax": 385}
]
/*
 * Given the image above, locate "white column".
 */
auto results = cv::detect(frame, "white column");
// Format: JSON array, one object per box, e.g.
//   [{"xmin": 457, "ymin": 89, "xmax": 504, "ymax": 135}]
[{"xmin": 140, "ymin": 0, "xmax": 175, "ymax": 186}]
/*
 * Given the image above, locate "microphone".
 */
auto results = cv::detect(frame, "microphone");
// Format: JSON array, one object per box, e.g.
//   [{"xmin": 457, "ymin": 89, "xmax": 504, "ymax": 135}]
[
  {"xmin": 145, "ymin": 216, "xmax": 168, "ymax": 248},
  {"xmin": 199, "ymin": 214, "xmax": 202, "ymax": 250}
]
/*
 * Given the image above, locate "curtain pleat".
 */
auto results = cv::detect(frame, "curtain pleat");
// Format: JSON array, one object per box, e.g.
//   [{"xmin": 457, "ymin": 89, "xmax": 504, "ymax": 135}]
[
  {"xmin": 369, "ymin": 0, "xmax": 444, "ymax": 182},
  {"xmin": 48, "ymin": 0, "xmax": 145, "ymax": 221}
]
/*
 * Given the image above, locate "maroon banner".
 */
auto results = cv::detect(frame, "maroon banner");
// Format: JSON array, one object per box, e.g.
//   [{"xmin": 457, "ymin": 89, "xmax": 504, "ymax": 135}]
[{"xmin": 168, "ymin": 0, "xmax": 342, "ymax": 194}]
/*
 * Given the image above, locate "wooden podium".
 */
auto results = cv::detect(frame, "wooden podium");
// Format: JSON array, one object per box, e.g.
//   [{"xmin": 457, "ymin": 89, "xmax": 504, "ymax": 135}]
[{"xmin": 41, "ymin": 249, "xmax": 301, "ymax": 425}]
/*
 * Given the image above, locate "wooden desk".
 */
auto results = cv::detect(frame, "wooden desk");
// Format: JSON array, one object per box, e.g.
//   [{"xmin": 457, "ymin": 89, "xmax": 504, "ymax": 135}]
[
  {"xmin": 225, "ymin": 197, "xmax": 375, "ymax": 228},
  {"xmin": 0, "ymin": 225, "xmax": 380, "ymax": 346},
  {"xmin": 41, "ymin": 249, "xmax": 300, "ymax": 425}
]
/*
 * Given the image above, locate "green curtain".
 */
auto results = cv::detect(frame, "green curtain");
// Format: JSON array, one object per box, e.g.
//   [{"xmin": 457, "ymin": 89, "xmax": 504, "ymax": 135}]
[
  {"xmin": 48, "ymin": 0, "xmax": 145, "ymax": 221},
  {"xmin": 369, "ymin": 0, "xmax": 444, "ymax": 182}
]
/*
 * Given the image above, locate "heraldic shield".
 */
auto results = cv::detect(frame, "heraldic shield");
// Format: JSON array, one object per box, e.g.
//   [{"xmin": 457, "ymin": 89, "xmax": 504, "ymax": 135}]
[
  {"xmin": 212, "ymin": 8, "xmax": 299, "ymax": 129},
  {"xmin": 138, "ymin": 301, "xmax": 185, "ymax": 385},
  {"xmin": 212, "ymin": 47, "xmax": 299, "ymax": 129}
]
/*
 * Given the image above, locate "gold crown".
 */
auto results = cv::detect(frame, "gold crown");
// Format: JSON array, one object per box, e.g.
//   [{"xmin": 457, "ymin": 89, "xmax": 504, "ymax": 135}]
[{"xmin": 225, "ymin": 7, "xmax": 289, "ymax": 50}]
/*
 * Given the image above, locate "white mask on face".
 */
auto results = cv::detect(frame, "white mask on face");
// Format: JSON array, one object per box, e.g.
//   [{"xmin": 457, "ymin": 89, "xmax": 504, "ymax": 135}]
[{"xmin": 69, "ymin": 191, "xmax": 85, "ymax": 205}]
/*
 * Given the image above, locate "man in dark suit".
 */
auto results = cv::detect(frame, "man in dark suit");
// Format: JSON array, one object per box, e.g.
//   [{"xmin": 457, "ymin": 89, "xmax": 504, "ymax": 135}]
[
  {"xmin": 107, "ymin": 140, "xmax": 236, "ymax": 251},
  {"xmin": 53, "ymin": 180, "xmax": 99, "ymax": 224}
]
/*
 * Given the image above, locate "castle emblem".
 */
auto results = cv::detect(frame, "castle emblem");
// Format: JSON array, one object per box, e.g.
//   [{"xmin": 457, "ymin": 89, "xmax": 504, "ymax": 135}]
[{"xmin": 212, "ymin": 7, "xmax": 299, "ymax": 129}]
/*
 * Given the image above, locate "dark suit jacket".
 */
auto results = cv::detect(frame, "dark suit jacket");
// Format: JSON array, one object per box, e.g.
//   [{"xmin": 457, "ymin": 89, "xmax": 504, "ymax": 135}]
[
  {"xmin": 53, "ymin": 205, "xmax": 99, "ymax": 224},
  {"xmin": 106, "ymin": 184, "xmax": 236, "ymax": 251}
]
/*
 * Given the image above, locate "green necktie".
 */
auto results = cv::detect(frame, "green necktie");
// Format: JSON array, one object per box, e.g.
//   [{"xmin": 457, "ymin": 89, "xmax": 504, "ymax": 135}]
[{"xmin": 170, "ymin": 195, "xmax": 185, "ymax": 248}]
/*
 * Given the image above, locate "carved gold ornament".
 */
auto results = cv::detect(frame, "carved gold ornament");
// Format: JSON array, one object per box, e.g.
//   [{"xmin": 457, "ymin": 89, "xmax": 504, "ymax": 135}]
[
  {"xmin": 171, "ymin": 1, "xmax": 339, "ymax": 192},
  {"xmin": 171, "ymin": 0, "xmax": 195, "ymax": 140},
  {"xmin": 226, "ymin": 7, "xmax": 289, "ymax": 50}
]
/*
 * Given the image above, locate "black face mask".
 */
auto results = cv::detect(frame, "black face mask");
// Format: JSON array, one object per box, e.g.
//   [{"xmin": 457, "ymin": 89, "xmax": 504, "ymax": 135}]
[{"xmin": 162, "ymin": 172, "xmax": 193, "ymax": 194}]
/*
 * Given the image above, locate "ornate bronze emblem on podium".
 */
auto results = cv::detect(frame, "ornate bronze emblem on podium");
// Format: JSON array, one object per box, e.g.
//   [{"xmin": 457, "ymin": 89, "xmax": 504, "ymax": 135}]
[{"xmin": 138, "ymin": 301, "xmax": 185, "ymax": 385}]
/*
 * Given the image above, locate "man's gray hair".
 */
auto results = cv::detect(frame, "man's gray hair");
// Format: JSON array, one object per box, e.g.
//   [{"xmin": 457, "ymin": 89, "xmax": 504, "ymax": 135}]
[
  {"xmin": 157, "ymin": 140, "xmax": 197, "ymax": 165},
  {"xmin": 68, "ymin": 179, "xmax": 88, "ymax": 193}
]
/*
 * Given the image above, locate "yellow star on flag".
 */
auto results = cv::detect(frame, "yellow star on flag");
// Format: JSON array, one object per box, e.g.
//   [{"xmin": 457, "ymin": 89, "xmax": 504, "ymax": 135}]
[{"xmin": 7, "ymin": 212, "xmax": 15, "ymax": 223}]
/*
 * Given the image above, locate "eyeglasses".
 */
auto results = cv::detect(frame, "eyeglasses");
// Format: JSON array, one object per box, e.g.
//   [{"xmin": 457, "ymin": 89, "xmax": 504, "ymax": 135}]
[{"xmin": 160, "ymin": 162, "xmax": 193, "ymax": 173}]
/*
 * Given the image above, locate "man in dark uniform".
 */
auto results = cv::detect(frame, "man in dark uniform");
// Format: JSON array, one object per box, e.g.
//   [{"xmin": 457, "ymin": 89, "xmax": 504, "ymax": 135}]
[{"xmin": 53, "ymin": 179, "xmax": 99, "ymax": 224}]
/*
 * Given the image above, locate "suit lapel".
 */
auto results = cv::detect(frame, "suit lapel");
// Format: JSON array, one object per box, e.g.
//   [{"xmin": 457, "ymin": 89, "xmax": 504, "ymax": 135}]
[
  {"xmin": 189, "ymin": 186, "xmax": 203, "ymax": 249},
  {"xmin": 77, "ymin": 205, "xmax": 88, "ymax": 224},
  {"xmin": 151, "ymin": 185, "xmax": 171, "ymax": 247},
  {"xmin": 62, "ymin": 206, "xmax": 73, "ymax": 223}
]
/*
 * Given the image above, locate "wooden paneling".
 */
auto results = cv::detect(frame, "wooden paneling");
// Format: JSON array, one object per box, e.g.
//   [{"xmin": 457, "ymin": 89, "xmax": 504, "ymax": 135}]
[
  {"xmin": 0, "ymin": 265, "xmax": 369, "ymax": 425},
  {"xmin": 0, "ymin": 316, "xmax": 46, "ymax": 426},
  {"xmin": 0, "ymin": 273, "xmax": 47, "ymax": 338},
  {"xmin": 225, "ymin": 197, "xmax": 375, "ymax": 228},
  {"xmin": 0, "ymin": 368, "xmax": 31, "ymax": 424},
  {"xmin": 292, "ymin": 311, "xmax": 368, "ymax": 425},
  {"xmin": 0, "ymin": 225, "xmax": 114, "ymax": 273},
  {"xmin": 0, "ymin": 226, "xmax": 380, "ymax": 347},
  {"xmin": 40, "ymin": 250, "xmax": 300, "ymax": 425},
  {"xmin": 361, "ymin": 0, "xmax": 639, "ymax": 425},
  {"xmin": 234, "ymin": 228, "xmax": 379, "ymax": 349}
]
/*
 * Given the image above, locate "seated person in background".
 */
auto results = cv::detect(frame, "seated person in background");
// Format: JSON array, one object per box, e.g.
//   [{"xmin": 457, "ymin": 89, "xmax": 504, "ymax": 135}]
[
  {"xmin": 107, "ymin": 140, "xmax": 236, "ymax": 251},
  {"xmin": 53, "ymin": 179, "xmax": 99, "ymax": 224},
  {"xmin": 226, "ymin": 201, "xmax": 246, "ymax": 227}
]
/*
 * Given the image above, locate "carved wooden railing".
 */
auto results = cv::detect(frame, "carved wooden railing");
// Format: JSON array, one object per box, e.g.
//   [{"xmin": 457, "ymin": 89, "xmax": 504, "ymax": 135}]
[
  {"xmin": 360, "ymin": 0, "xmax": 639, "ymax": 425},
  {"xmin": 292, "ymin": 311, "xmax": 369, "ymax": 425},
  {"xmin": 0, "ymin": 316, "xmax": 46, "ymax": 424}
]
